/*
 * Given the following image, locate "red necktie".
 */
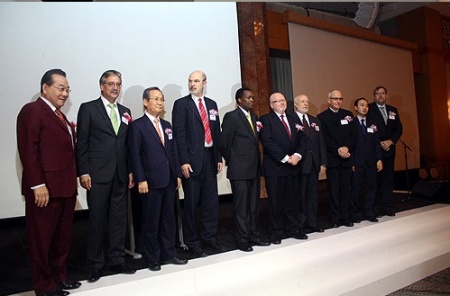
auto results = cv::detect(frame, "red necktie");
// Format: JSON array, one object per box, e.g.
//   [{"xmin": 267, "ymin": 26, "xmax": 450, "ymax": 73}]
[
  {"xmin": 55, "ymin": 109, "xmax": 66, "ymax": 125},
  {"xmin": 280, "ymin": 114, "xmax": 291, "ymax": 139},
  {"xmin": 198, "ymin": 98, "xmax": 212, "ymax": 145}
]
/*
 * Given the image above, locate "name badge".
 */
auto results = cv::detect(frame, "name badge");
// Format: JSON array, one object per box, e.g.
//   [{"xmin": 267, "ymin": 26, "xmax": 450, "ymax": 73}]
[
  {"xmin": 389, "ymin": 115, "xmax": 395, "ymax": 120},
  {"xmin": 168, "ymin": 133, "xmax": 173, "ymax": 140},
  {"xmin": 121, "ymin": 117, "xmax": 129, "ymax": 125},
  {"xmin": 210, "ymin": 114, "xmax": 216, "ymax": 121},
  {"xmin": 340, "ymin": 119, "xmax": 348, "ymax": 125},
  {"xmin": 367, "ymin": 128, "xmax": 374, "ymax": 133}
]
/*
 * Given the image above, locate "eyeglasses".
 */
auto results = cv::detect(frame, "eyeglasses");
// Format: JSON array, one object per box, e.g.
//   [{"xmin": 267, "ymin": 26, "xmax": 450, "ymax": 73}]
[
  {"xmin": 52, "ymin": 85, "xmax": 71, "ymax": 93},
  {"xmin": 104, "ymin": 82, "xmax": 122, "ymax": 88},
  {"xmin": 150, "ymin": 97, "xmax": 165, "ymax": 103},
  {"xmin": 329, "ymin": 97, "xmax": 344, "ymax": 101},
  {"xmin": 271, "ymin": 99, "xmax": 287, "ymax": 104},
  {"xmin": 375, "ymin": 92, "xmax": 386, "ymax": 95}
]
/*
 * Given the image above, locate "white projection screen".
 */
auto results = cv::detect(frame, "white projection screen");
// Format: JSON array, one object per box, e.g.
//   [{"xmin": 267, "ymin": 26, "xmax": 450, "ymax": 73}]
[
  {"xmin": 0, "ymin": 2, "xmax": 241, "ymax": 219},
  {"xmin": 288, "ymin": 22, "xmax": 420, "ymax": 173}
]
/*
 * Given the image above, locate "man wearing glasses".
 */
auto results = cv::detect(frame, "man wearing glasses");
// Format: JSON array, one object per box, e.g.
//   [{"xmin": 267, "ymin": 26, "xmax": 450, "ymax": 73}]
[
  {"xmin": 259, "ymin": 92, "xmax": 307, "ymax": 245},
  {"xmin": 317, "ymin": 90, "xmax": 357, "ymax": 228},
  {"xmin": 76, "ymin": 70, "xmax": 135, "ymax": 283}
]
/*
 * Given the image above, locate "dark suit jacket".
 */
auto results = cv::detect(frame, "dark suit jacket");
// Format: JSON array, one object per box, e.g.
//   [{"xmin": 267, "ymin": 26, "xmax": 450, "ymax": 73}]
[
  {"xmin": 172, "ymin": 94, "xmax": 222, "ymax": 176},
  {"xmin": 128, "ymin": 114, "xmax": 181, "ymax": 188},
  {"xmin": 317, "ymin": 108, "xmax": 357, "ymax": 168},
  {"xmin": 17, "ymin": 98, "xmax": 77, "ymax": 198},
  {"xmin": 259, "ymin": 111, "xmax": 306, "ymax": 177},
  {"xmin": 292, "ymin": 113, "xmax": 327, "ymax": 174},
  {"xmin": 220, "ymin": 108, "xmax": 260, "ymax": 180},
  {"xmin": 352, "ymin": 117, "xmax": 383, "ymax": 167},
  {"xmin": 76, "ymin": 98, "xmax": 131, "ymax": 183},
  {"xmin": 367, "ymin": 102, "xmax": 403, "ymax": 159}
]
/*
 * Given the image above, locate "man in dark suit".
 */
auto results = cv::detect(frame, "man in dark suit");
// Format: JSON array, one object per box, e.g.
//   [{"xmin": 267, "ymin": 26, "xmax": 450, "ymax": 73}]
[
  {"xmin": 128, "ymin": 87, "xmax": 187, "ymax": 272},
  {"xmin": 220, "ymin": 88, "xmax": 270, "ymax": 252},
  {"xmin": 76, "ymin": 70, "xmax": 135, "ymax": 282},
  {"xmin": 172, "ymin": 70, "xmax": 224, "ymax": 257},
  {"xmin": 367, "ymin": 86, "xmax": 403, "ymax": 217},
  {"xmin": 317, "ymin": 89, "xmax": 357, "ymax": 228},
  {"xmin": 17, "ymin": 69, "xmax": 81, "ymax": 296},
  {"xmin": 260, "ymin": 92, "xmax": 308, "ymax": 244},
  {"xmin": 292, "ymin": 94, "xmax": 327, "ymax": 233},
  {"xmin": 351, "ymin": 97, "xmax": 383, "ymax": 223}
]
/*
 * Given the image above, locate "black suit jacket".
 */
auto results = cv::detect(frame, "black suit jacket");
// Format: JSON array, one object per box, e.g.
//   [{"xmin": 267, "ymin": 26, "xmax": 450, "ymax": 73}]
[
  {"xmin": 352, "ymin": 117, "xmax": 383, "ymax": 167},
  {"xmin": 76, "ymin": 98, "xmax": 131, "ymax": 183},
  {"xmin": 317, "ymin": 108, "xmax": 357, "ymax": 168},
  {"xmin": 220, "ymin": 108, "xmax": 260, "ymax": 180},
  {"xmin": 292, "ymin": 112, "xmax": 327, "ymax": 174},
  {"xmin": 260, "ymin": 111, "xmax": 306, "ymax": 177},
  {"xmin": 367, "ymin": 102, "xmax": 403, "ymax": 159},
  {"xmin": 128, "ymin": 114, "xmax": 181, "ymax": 189},
  {"xmin": 172, "ymin": 94, "xmax": 222, "ymax": 177}
]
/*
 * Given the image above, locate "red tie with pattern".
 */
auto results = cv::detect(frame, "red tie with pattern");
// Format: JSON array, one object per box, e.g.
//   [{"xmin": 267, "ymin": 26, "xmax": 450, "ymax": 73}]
[
  {"xmin": 280, "ymin": 114, "xmax": 291, "ymax": 139},
  {"xmin": 55, "ymin": 109, "xmax": 66, "ymax": 125},
  {"xmin": 198, "ymin": 98, "xmax": 212, "ymax": 145}
]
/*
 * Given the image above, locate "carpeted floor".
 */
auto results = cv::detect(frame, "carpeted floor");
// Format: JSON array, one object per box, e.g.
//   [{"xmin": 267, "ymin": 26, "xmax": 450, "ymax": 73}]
[{"xmin": 0, "ymin": 184, "xmax": 448, "ymax": 296}]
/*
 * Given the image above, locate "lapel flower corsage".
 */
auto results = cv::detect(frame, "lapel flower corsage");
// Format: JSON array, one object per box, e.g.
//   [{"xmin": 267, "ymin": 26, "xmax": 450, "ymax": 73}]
[
  {"xmin": 345, "ymin": 115, "xmax": 353, "ymax": 122},
  {"xmin": 311, "ymin": 122, "xmax": 320, "ymax": 131},
  {"xmin": 123, "ymin": 112, "xmax": 132, "ymax": 123},
  {"xmin": 295, "ymin": 123, "xmax": 304, "ymax": 131},
  {"xmin": 70, "ymin": 121, "xmax": 77, "ymax": 128},
  {"xmin": 209, "ymin": 109, "xmax": 219, "ymax": 116},
  {"xmin": 164, "ymin": 128, "xmax": 172, "ymax": 135},
  {"xmin": 256, "ymin": 121, "xmax": 263, "ymax": 132},
  {"xmin": 369, "ymin": 124, "xmax": 377, "ymax": 131}
]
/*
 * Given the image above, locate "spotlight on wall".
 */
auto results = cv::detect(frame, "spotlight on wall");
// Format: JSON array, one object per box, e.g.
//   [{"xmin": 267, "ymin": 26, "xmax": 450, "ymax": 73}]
[{"xmin": 353, "ymin": 2, "xmax": 380, "ymax": 29}]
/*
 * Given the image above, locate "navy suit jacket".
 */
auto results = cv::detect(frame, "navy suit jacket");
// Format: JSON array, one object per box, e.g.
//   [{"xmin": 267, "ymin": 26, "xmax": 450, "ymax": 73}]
[
  {"xmin": 352, "ymin": 117, "xmax": 383, "ymax": 167},
  {"xmin": 220, "ymin": 108, "xmax": 260, "ymax": 180},
  {"xmin": 260, "ymin": 111, "xmax": 306, "ymax": 177},
  {"xmin": 317, "ymin": 108, "xmax": 357, "ymax": 168},
  {"xmin": 172, "ymin": 94, "xmax": 222, "ymax": 177},
  {"xmin": 367, "ymin": 102, "xmax": 403, "ymax": 159},
  {"xmin": 128, "ymin": 114, "xmax": 181, "ymax": 188},
  {"xmin": 292, "ymin": 113, "xmax": 327, "ymax": 174},
  {"xmin": 76, "ymin": 98, "xmax": 131, "ymax": 183}
]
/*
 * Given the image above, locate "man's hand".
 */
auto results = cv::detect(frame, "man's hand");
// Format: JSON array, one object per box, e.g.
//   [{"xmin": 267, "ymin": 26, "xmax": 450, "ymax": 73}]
[
  {"xmin": 80, "ymin": 175, "xmax": 92, "ymax": 190},
  {"xmin": 181, "ymin": 164, "xmax": 193, "ymax": 179},
  {"xmin": 138, "ymin": 181, "xmax": 148, "ymax": 194},
  {"xmin": 217, "ymin": 162, "xmax": 223, "ymax": 173},
  {"xmin": 34, "ymin": 186, "xmax": 49, "ymax": 207}
]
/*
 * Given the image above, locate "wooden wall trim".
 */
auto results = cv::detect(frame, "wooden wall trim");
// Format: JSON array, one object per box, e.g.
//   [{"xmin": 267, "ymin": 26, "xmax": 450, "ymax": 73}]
[{"xmin": 284, "ymin": 10, "xmax": 418, "ymax": 51}]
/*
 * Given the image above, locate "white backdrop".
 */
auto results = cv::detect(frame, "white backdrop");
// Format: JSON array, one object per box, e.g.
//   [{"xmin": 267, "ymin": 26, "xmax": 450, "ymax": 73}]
[{"xmin": 0, "ymin": 2, "xmax": 241, "ymax": 219}]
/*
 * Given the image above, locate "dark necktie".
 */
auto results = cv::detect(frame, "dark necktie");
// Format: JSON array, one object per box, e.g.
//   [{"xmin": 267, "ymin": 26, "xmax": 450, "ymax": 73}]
[
  {"xmin": 302, "ymin": 114, "xmax": 310, "ymax": 136},
  {"xmin": 198, "ymin": 98, "xmax": 212, "ymax": 145},
  {"xmin": 55, "ymin": 109, "xmax": 66, "ymax": 125},
  {"xmin": 380, "ymin": 106, "xmax": 388, "ymax": 125},
  {"xmin": 280, "ymin": 114, "xmax": 291, "ymax": 139},
  {"xmin": 361, "ymin": 118, "xmax": 367, "ymax": 135}
]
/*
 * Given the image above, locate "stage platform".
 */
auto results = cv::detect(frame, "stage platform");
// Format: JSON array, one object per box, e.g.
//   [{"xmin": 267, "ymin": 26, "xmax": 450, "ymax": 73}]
[{"xmin": 11, "ymin": 203, "xmax": 450, "ymax": 296}]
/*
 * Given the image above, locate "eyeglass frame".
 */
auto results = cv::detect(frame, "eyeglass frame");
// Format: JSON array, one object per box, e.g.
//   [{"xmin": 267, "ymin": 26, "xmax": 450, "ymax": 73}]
[{"xmin": 52, "ymin": 85, "xmax": 71, "ymax": 93}]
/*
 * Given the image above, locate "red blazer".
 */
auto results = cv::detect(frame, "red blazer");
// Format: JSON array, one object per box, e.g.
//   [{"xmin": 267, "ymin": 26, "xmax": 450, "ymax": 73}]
[{"xmin": 17, "ymin": 98, "xmax": 77, "ymax": 198}]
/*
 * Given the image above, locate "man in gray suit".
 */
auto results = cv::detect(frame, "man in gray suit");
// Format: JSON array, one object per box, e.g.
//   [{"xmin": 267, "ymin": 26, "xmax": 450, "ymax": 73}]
[
  {"xmin": 220, "ymin": 88, "xmax": 270, "ymax": 252},
  {"xmin": 76, "ymin": 70, "xmax": 135, "ymax": 282},
  {"xmin": 293, "ymin": 94, "xmax": 327, "ymax": 233}
]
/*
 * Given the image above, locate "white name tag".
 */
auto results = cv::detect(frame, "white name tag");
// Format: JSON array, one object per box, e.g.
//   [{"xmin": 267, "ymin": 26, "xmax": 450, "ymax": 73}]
[
  {"xmin": 168, "ymin": 133, "xmax": 173, "ymax": 140},
  {"xmin": 341, "ymin": 119, "xmax": 348, "ymax": 125},
  {"xmin": 367, "ymin": 128, "xmax": 374, "ymax": 133},
  {"xmin": 121, "ymin": 117, "xmax": 129, "ymax": 125},
  {"xmin": 210, "ymin": 114, "xmax": 216, "ymax": 121},
  {"xmin": 389, "ymin": 115, "xmax": 395, "ymax": 120}
]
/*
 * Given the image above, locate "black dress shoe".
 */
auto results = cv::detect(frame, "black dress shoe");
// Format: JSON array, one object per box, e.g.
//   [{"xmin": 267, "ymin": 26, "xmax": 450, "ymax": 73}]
[
  {"xmin": 40, "ymin": 288, "xmax": 69, "ymax": 296},
  {"xmin": 353, "ymin": 218, "xmax": 362, "ymax": 223},
  {"xmin": 189, "ymin": 247, "xmax": 208, "ymax": 258},
  {"xmin": 290, "ymin": 231, "xmax": 308, "ymax": 240},
  {"xmin": 271, "ymin": 236, "xmax": 282, "ymax": 245},
  {"xmin": 148, "ymin": 261, "xmax": 161, "ymax": 271},
  {"xmin": 88, "ymin": 268, "xmax": 101, "ymax": 283},
  {"xmin": 385, "ymin": 211, "xmax": 396, "ymax": 217},
  {"xmin": 342, "ymin": 221, "xmax": 354, "ymax": 227},
  {"xmin": 203, "ymin": 241, "xmax": 226, "ymax": 252},
  {"xmin": 250, "ymin": 238, "xmax": 271, "ymax": 246},
  {"xmin": 331, "ymin": 222, "xmax": 340, "ymax": 228},
  {"xmin": 162, "ymin": 257, "xmax": 188, "ymax": 265},
  {"xmin": 238, "ymin": 243, "xmax": 253, "ymax": 252},
  {"xmin": 367, "ymin": 217, "xmax": 379, "ymax": 222},
  {"xmin": 59, "ymin": 281, "xmax": 81, "ymax": 290},
  {"xmin": 308, "ymin": 226, "xmax": 324, "ymax": 233},
  {"xmin": 110, "ymin": 262, "xmax": 136, "ymax": 274}
]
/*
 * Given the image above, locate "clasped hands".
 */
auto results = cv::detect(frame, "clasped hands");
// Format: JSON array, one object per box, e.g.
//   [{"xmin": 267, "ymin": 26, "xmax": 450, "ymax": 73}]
[
  {"xmin": 287, "ymin": 154, "xmax": 301, "ymax": 166},
  {"xmin": 338, "ymin": 146, "xmax": 351, "ymax": 159}
]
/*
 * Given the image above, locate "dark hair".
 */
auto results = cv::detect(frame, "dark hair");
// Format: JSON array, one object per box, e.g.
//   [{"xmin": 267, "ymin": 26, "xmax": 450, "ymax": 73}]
[
  {"xmin": 142, "ymin": 86, "xmax": 162, "ymax": 100},
  {"xmin": 354, "ymin": 97, "xmax": 368, "ymax": 107},
  {"xmin": 40, "ymin": 69, "xmax": 66, "ymax": 93},
  {"xmin": 99, "ymin": 70, "xmax": 122, "ymax": 86},
  {"xmin": 235, "ymin": 87, "xmax": 252, "ymax": 104},
  {"xmin": 373, "ymin": 86, "xmax": 387, "ymax": 95}
]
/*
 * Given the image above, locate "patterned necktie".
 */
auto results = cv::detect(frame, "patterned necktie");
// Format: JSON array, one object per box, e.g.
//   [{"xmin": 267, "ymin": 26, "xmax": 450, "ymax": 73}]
[
  {"xmin": 302, "ymin": 114, "xmax": 310, "ymax": 136},
  {"xmin": 247, "ymin": 113, "xmax": 255, "ymax": 134},
  {"xmin": 55, "ymin": 109, "xmax": 66, "ymax": 125},
  {"xmin": 380, "ymin": 106, "xmax": 388, "ymax": 125},
  {"xmin": 280, "ymin": 114, "xmax": 291, "ymax": 139},
  {"xmin": 108, "ymin": 103, "xmax": 119, "ymax": 135},
  {"xmin": 198, "ymin": 98, "xmax": 212, "ymax": 145},
  {"xmin": 361, "ymin": 118, "xmax": 367, "ymax": 135},
  {"xmin": 153, "ymin": 118, "xmax": 164, "ymax": 145}
]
